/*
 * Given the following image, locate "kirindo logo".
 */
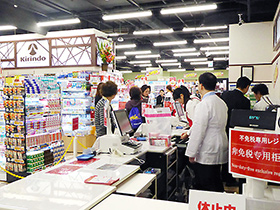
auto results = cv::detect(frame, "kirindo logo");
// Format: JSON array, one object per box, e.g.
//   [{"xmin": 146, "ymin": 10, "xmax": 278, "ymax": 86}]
[{"xmin": 28, "ymin": 43, "xmax": 38, "ymax": 55}]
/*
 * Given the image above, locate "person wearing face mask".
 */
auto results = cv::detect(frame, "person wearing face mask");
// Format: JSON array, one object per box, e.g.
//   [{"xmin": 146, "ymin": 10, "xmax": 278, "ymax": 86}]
[{"xmin": 140, "ymin": 85, "xmax": 151, "ymax": 103}]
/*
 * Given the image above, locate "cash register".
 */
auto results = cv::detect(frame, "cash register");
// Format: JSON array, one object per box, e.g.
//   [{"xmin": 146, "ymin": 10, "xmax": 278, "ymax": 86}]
[{"xmin": 98, "ymin": 109, "xmax": 142, "ymax": 155}]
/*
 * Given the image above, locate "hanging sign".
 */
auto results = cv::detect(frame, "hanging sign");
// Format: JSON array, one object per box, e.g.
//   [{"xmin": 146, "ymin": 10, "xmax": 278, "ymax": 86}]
[
  {"xmin": 213, "ymin": 72, "xmax": 224, "ymax": 78},
  {"xmin": 146, "ymin": 67, "xmax": 162, "ymax": 76},
  {"xmin": 17, "ymin": 40, "xmax": 49, "ymax": 67},
  {"xmin": 189, "ymin": 190, "xmax": 245, "ymax": 210},
  {"xmin": 168, "ymin": 77, "xmax": 177, "ymax": 87},
  {"xmin": 135, "ymin": 74, "xmax": 146, "ymax": 79},
  {"xmin": 230, "ymin": 129, "xmax": 280, "ymax": 183},
  {"xmin": 184, "ymin": 73, "xmax": 197, "ymax": 79}
]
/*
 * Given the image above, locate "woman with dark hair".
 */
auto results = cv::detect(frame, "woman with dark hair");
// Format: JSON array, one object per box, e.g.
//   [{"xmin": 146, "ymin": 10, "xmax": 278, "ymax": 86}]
[
  {"xmin": 173, "ymin": 85, "xmax": 200, "ymax": 127},
  {"xmin": 125, "ymin": 86, "xmax": 143, "ymax": 131},
  {"xmin": 165, "ymin": 85, "xmax": 174, "ymax": 103},
  {"xmin": 95, "ymin": 81, "xmax": 118, "ymax": 138},
  {"xmin": 140, "ymin": 85, "xmax": 151, "ymax": 103},
  {"xmin": 94, "ymin": 82, "xmax": 104, "ymax": 107}
]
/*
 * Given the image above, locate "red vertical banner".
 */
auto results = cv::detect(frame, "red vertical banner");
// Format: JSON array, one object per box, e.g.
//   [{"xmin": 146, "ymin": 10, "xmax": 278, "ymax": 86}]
[
  {"xmin": 230, "ymin": 129, "xmax": 280, "ymax": 183},
  {"xmin": 72, "ymin": 117, "xmax": 79, "ymax": 131}
]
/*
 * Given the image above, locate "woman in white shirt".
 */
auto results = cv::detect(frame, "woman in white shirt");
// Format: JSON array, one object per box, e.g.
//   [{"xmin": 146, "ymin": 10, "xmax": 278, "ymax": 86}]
[
  {"xmin": 173, "ymin": 85, "xmax": 200, "ymax": 127},
  {"xmin": 252, "ymin": 84, "xmax": 271, "ymax": 111}
]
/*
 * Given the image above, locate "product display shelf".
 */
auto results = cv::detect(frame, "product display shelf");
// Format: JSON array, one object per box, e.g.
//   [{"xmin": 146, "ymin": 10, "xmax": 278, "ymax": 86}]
[
  {"xmin": 59, "ymin": 77, "xmax": 92, "ymax": 136},
  {"xmin": 0, "ymin": 85, "xmax": 6, "ymax": 181},
  {"xmin": 3, "ymin": 75, "xmax": 65, "ymax": 182}
]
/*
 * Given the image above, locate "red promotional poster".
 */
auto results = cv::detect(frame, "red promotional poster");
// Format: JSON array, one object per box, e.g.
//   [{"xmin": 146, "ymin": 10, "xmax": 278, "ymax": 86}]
[
  {"xmin": 47, "ymin": 165, "xmax": 82, "ymax": 175},
  {"xmin": 72, "ymin": 117, "xmax": 79, "ymax": 131},
  {"xmin": 230, "ymin": 129, "xmax": 280, "ymax": 183}
]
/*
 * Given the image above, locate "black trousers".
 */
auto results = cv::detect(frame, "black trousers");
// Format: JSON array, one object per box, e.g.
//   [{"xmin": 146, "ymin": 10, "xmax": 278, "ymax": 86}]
[{"xmin": 193, "ymin": 162, "xmax": 224, "ymax": 192}]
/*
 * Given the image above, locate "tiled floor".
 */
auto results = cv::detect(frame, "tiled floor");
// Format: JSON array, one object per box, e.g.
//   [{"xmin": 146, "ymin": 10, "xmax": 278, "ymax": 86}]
[{"xmin": 0, "ymin": 181, "xmax": 7, "ymax": 188}]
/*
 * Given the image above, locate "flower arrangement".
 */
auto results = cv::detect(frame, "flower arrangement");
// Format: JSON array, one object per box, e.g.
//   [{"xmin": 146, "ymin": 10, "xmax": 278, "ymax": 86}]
[{"xmin": 97, "ymin": 41, "xmax": 115, "ymax": 65}]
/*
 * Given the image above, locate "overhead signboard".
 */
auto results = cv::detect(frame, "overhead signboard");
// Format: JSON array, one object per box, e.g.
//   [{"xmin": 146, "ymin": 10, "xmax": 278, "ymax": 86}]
[{"xmin": 17, "ymin": 40, "xmax": 49, "ymax": 67}]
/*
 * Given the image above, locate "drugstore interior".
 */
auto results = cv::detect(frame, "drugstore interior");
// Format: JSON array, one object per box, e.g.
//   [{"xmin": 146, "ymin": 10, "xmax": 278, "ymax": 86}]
[{"xmin": 0, "ymin": 0, "xmax": 280, "ymax": 210}]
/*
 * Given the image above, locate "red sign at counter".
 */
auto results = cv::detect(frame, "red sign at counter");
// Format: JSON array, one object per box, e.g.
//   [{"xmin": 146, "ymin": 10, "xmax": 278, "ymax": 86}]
[{"xmin": 230, "ymin": 129, "xmax": 280, "ymax": 183}]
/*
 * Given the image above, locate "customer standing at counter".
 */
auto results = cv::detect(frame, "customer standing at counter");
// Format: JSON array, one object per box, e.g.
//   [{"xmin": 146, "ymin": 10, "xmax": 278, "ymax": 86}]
[
  {"xmin": 95, "ymin": 81, "xmax": 118, "ymax": 138},
  {"xmin": 156, "ymin": 89, "xmax": 165, "ymax": 107},
  {"xmin": 220, "ymin": 76, "xmax": 251, "ymax": 186},
  {"xmin": 185, "ymin": 72, "xmax": 228, "ymax": 192},
  {"xmin": 140, "ymin": 85, "xmax": 151, "ymax": 103},
  {"xmin": 94, "ymin": 82, "xmax": 104, "ymax": 107}
]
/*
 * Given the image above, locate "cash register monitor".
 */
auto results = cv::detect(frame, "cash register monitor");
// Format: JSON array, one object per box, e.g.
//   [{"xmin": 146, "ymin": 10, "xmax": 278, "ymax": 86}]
[
  {"xmin": 174, "ymin": 101, "xmax": 189, "ymax": 123},
  {"xmin": 112, "ymin": 109, "xmax": 134, "ymax": 136}
]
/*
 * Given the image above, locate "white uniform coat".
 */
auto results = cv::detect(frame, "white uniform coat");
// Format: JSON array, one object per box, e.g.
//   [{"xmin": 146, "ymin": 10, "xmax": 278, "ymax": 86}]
[
  {"xmin": 185, "ymin": 91, "xmax": 228, "ymax": 165},
  {"xmin": 253, "ymin": 95, "xmax": 271, "ymax": 111}
]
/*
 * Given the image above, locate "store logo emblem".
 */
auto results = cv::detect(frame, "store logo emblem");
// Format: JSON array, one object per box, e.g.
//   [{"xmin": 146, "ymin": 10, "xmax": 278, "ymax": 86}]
[
  {"xmin": 28, "ymin": 43, "xmax": 38, "ymax": 55},
  {"xmin": 20, "ymin": 42, "xmax": 46, "ymax": 62}
]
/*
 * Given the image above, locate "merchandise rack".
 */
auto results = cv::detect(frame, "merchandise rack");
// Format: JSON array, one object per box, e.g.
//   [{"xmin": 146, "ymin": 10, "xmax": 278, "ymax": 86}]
[
  {"xmin": 0, "ymin": 83, "xmax": 6, "ymax": 181},
  {"xmin": 4, "ymin": 75, "xmax": 65, "ymax": 182}
]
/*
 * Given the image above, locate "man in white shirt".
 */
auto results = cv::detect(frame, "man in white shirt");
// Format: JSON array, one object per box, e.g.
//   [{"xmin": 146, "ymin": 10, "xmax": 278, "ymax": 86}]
[{"xmin": 185, "ymin": 72, "xmax": 228, "ymax": 192}]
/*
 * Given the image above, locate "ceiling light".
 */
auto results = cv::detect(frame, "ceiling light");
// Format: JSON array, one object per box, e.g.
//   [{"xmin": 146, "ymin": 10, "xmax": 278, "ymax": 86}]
[
  {"xmin": 133, "ymin": 28, "xmax": 174, "ymax": 35},
  {"xmin": 124, "ymin": 50, "xmax": 151, "ymax": 55},
  {"xmin": 37, "ymin": 18, "xmax": 80, "ymax": 27},
  {"xmin": 184, "ymin": 58, "xmax": 207, "ymax": 62},
  {"xmin": 108, "ymin": 33, "xmax": 120, "ymax": 37},
  {"xmin": 129, "ymin": 60, "xmax": 151, "ymax": 64},
  {"xmin": 161, "ymin": 3, "xmax": 217, "ymax": 15},
  {"xmin": 161, "ymin": 63, "xmax": 181, "ymax": 66},
  {"xmin": 167, "ymin": 69, "xmax": 186, "ymax": 72},
  {"xmin": 116, "ymin": 44, "xmax": 136, "ymax": 49},
  {"xmin": 153, "ymin": 40, "xmax": 187, "ymax": 47},
  {"xmin": 200, "ymin": 46, "xmax": 229, "ymax": 51},
  {"xmin": 115, "ymin": 56, "xmax": 127, "ymax": 60},
  {"xmin": 156, "ymin": 59, "xmax": 178, "ymax": 63},
  {"xmin": 190, "ymin": 62, "xmax": 209, "ymax": 65},
  {"xmin": 136, "ymin": 54, "xmax": 160, "ymax": 59},
  {"xmin": 213, "ymin": 57, "xmax": 228, "ymax": 61},
  {"xmin": 195, "ymin": 68, "xmax": 214, "ymax": 71},
  {"xmin": 172, "ymin": 48, "xmax": 196, "ymax": 53},
  {"xmin": 174, "ymin": 52, "xmax": 200, "ymax": 57},
  {"xmin": 141, "ymin": 70, "xmax": 147, "ymax": 73},
  {"xmin": 121, "ymin": 71, "xmax": 133, "ymax": 74},
  {"xmin": 138, "ymin": 64, "xmax": 152, "ymax": 67},
  {"xmin": 103, "ymin": 10, "xmax": 152, "ymax": 21},
  {"xmin": 194, "ymin": 37, "xmax": 229, "ymax": 44},
  {"xmin": 14, "ymin": 4, "xmax": 18, "ymax": 8},
  {"xmin": 183, "ymin": 25, "xmax": 227, "ymax": 32},
  {"xmin": 206, "ymin": 51, "xmax": 229, "ymax": 55},
  {"xmin": 0, "ymin": 25, "xmax": 17, "ymax": 31}
]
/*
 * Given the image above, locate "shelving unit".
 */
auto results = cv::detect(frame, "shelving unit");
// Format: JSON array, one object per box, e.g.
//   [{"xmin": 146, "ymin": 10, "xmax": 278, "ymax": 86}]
[
  {"xmin": 59, "ymin": 76, "xmax": 92, "ymax": 136},
  {"xmin": 145, "ymin": 146, "xmax": 178, "ymax": 200},
  {"xmin": 0, "ymin": 82, "xmax": 6, "ymax": 181},
  {"xmin": 3, "ymin": 75, "xmax": 65, "ymax": 182}
]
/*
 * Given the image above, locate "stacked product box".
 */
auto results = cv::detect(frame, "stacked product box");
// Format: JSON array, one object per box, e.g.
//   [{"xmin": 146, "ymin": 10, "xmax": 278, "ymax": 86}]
[{"xmin": 26, "ymin": 151, "xmax": 44, "ymax": 173}]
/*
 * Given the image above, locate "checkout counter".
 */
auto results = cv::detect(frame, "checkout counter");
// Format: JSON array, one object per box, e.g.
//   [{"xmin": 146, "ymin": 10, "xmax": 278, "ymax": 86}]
[{"xmin": 230, "ymin": 108, "xmax": 280, "ymax": 210}]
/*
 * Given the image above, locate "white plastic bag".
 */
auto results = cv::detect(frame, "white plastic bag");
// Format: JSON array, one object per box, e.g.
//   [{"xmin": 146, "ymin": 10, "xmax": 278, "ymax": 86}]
[{"xmin": 144, "ymin": 108, "xmax": 172, "ymax": 135}]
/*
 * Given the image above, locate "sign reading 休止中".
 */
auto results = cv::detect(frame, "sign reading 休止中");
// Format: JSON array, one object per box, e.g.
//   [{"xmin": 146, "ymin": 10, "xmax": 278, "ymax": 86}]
[
  {"xmin": 17, "ymin": 40, "xmax": 50, "ymax": 68},
  {"xmin": 230, "ymin": 129, "xmax": 280, "ymax": 183}
]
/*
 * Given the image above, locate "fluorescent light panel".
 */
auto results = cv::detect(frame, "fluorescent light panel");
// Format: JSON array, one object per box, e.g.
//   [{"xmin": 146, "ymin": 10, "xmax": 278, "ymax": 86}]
[
  {"xmin": 156, "ymin": 59, "xmax": 178, "ymax": 63},
  {"xmin": 103, "ymin": 10, "xmax": 152, "ymax": 20},
  {"xmin": 213, "ymin": 57, "xmax": 228, "ymax": 61},
  {"xmin": 206, "ymin": 51, "xmax": 229, "ymax": 55},
  {"xmin": 37, "ymin": 18, "xmax": 80, "ymax": 27},
  {"xmin": 190, "ymin": 62, "xmax": 209, "ymax": 65},
  {"xmin": 133, "ymin": 28, "xmax": 174, "ymax": 35},
  {"xmin": 161, "ymin": 63, "xmax": 181, "ymax": 66},
  {"xmin": 116, "ymin": 44, "xmax": 136, "ymax": 49},
  {"xmin": 172, "ymin": 48, "xmax": 196, "ymax": 53},
  {"xmin": 194, "ymin": 37, "xmax": 229, "ymax": 44},
  {"xmin": 200, "ymin": 46, "xmax": 229, "ymax": 51},
  {"xmin": 121, "ymin": 71, "xmax": 133, "ymax": 74},
  {"xmin": 124, "ymin": 50, "xmax": 151, "ymax": 55},
  {"xmin": 174, "ymin": 52, "xmax": 200, "ymax": 57},
  {"xmin": 138, "ymin": 64, "xmax": 152, "ymax": 67},
  {"xmin": 184, "ymin": 58, "xmax": 207, "ymax": 62},
  {"xmin": 115, "ymin": 56, "xmax": 127, "ymax": 60},
  {"xmin": 129, "ymin": 60, "xmax": 151, "ymax": 64},
  {"xmin": 161, "ymin": 3, "xmax": 217, "ymax": 15},
  {"xmin": 141, "ymin": 70, "xmax": 147, "ymax": 73},
  {"xmin": 136, "ymin": 54, "xmax": 160, "ymax": 59},
  {"xmin": 183, "ymin": 25, "xmax": 227, "ymax": 32},
  {"xmin": 154, "ymin": 40, "xmax": 187, "ymax": 46},
  {"xmin": 0, "ymin": 25, "xmax": 17, "ymax": 31},
  {"xmin": 167, "ymin": 69, "xmax": 186, "ymax": 72},
  {"xmin": 195, "ymin": 68, "xmax": 214, "ymax": 71}
]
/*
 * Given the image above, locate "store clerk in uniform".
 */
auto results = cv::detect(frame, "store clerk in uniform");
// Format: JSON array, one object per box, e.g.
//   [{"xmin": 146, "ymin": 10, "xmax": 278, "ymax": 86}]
[
  {"xmin": 185, "ymin": 72, "xmax": 228, "ymax": 192},
  {"xmin": 95, "ymin": 81, "xmax": 118, "ymax": 138}
]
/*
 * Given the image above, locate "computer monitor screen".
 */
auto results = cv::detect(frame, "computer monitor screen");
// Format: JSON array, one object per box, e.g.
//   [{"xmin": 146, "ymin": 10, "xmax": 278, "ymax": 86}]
[
  {"xmin": 174, "ymin": 101, "xmax": 184, "ymax": 117},
  {"xmin": 113, "ymin": 109, "xmax": 134, "ymax": 136}
]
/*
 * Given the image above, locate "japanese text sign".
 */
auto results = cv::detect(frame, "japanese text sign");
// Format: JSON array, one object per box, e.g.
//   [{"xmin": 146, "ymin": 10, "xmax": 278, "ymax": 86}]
[
  {"xmin": 230, "ymin": 129, "xmax": 280, "ymax": 183},
  {"xmin": 72, "ymin": 117, "xmax": 79, "ymax": 131},
  {"xmin": 189, "ymin": 189, "xmax": 245, "ymax": 210}
]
